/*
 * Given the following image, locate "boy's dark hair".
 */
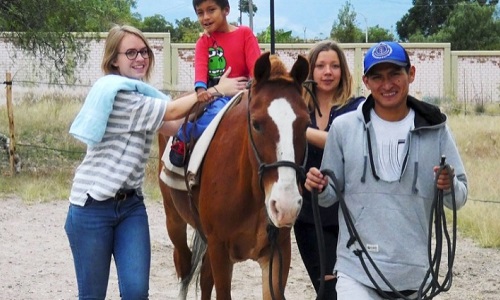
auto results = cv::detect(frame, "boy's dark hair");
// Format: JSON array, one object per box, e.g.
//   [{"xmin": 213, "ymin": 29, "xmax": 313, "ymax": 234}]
[{"xmin": 193, "ymin": 0, "xmax": 230, "ymax": 10}]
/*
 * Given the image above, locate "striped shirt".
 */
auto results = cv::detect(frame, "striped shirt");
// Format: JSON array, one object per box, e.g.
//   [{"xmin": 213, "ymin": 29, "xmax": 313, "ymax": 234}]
[{"xmin": 69, "ymin": 91, "xmax": 167, "ymax": 206}]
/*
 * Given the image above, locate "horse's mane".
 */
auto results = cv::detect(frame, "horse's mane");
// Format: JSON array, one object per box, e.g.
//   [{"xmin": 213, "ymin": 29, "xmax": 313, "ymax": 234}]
[{"xmin": 268, "ymin": 54, "xmax": 292, "ymax": 81}]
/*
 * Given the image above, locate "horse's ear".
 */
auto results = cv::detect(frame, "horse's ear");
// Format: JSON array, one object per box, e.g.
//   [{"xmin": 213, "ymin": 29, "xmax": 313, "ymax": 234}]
[
  {"xmin": 253, "ymin": 52, "xmax": 272, "ymax": 83},
  {"xmin": 289, "ymin": 55, "xmax": 309, "ymax": 85}
]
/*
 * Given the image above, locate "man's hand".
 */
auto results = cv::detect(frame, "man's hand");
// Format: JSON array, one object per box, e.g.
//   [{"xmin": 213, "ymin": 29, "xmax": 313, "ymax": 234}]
[
  {"xmin": 304, "ymin": 167, "xmax": 328, "ymax": 192},
  {"xmin": 434, "ymin": 165, "xmax": 455, "ymax": 190}
]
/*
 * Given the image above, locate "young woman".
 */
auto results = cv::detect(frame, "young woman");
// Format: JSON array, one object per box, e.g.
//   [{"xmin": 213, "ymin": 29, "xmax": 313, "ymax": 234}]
[{"xmin": 65, "ymin": 24, "xmax": 245, "ymax": 299}]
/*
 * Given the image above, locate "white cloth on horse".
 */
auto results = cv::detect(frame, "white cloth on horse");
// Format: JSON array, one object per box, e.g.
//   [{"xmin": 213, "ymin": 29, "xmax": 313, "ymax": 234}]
[{"xmin": 160, "ymin": 91, "xmax": 244, "ymax": 191}]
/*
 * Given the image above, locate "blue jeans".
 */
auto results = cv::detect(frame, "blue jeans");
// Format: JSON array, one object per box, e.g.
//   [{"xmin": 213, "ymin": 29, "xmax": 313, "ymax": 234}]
[
  {"xmin": 176, "ymin": 95, "xmax": 231, "ymax": 142},
  {"xmin": 64, "ymin": 193, "xmax": 151, "ymax": 300}
]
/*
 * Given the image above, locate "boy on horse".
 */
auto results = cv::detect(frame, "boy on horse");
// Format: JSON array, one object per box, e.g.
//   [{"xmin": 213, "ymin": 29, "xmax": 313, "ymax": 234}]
[{"xmin": 169, "ymin": 0, "xmax": 261, "ymax": 167}]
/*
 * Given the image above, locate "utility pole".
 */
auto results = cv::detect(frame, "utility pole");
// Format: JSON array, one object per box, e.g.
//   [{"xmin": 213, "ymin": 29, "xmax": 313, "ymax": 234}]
[
  {"xmin": 358, "ymin": 12, "xmax": 368, "ymax": 43},
  {"xmin": 248, "ymin": 0, "xmax": 254, "ymax": 31},
  {"xmin": 239, "ymin": 0, "xmax": 242, "ymax": 25}
]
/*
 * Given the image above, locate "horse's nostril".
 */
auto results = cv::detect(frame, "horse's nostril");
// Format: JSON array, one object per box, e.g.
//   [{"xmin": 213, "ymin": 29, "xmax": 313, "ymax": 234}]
[{"xmin": 270, "ymin": 200, "xmax": 279, "ymax": 216}]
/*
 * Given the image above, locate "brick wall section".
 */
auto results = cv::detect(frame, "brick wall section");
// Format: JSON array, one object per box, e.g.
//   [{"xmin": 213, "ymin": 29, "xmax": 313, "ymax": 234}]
[
  {"xmin": 1, "ymin": 34, "xmax": 499, "ymax": 104},
  {"xmin": 148, "ymin": 43, "xmax": 500, "ymax": 103},
  {"xmin": 175, "ymin": 47, "xmax": 196, "ymax": 92},
  {"xmin": 0, "ymin": 33, "xmax": 167, "ymax": 104},
  {"xmin": 405, "ymin": 48, "xmax": 445, "ymax": 100},
  {"xmin": 453, "ymin": 52, "xmax": 500, "ymax": 105}
]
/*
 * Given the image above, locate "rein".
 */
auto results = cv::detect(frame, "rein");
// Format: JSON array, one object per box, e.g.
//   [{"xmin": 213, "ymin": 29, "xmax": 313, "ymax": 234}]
[{"xmin": 302, "ymin": 79, "xmax": 329, "ymax": 299}]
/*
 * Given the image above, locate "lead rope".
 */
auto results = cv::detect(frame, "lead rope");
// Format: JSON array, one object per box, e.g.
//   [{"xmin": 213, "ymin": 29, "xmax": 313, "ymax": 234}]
[
  {"xmin": 310, "ymin": 187, "xmax": 326, "ymax": 300},
  {"xmin": 315, "ymin": 155, "xmax": 457, "ymax": 300},
  {"xmin": 303, "ymin": 78, "xmax": 327, "ymax": 300},
  {"xmin": 268, "ymin": 224, "xmax": 286, "ymax": 300}
]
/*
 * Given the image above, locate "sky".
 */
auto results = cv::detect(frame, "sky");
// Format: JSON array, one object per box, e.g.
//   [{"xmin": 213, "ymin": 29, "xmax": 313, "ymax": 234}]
[{"xmin": 133, "ymin": 0, "xmax": 414, "ymax": 40}]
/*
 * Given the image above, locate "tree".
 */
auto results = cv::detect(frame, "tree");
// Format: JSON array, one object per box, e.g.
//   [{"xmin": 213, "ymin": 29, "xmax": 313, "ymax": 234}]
[
  {"xmin": 141, "ymin": 14, "xmax": 174, "ymax": 33},
  {"xmin": 174, "ymin": 17, "xmax": 203, "ymax": 43},
  {"xmin": 238, "ymin": 0, "xmax": 258, "ymax": 21},
  {"xmin": 396, "ymin": 0, "xmax": 463, "ymax": 41},
  {"xmin": 368, "ymin": 26, "xmax": 395, "ymax": 43},
  {"xmin": 330, "ymin": 1, "xmax": 365, "ymax": 42},
  {"xmin": 256, "ymin": 27, "xmax": 301, "ymax": 43},
  {"xmin": 0, "ymin": 0, "xmax": 138, "ymax": 82},
  {"xmin": 238, "ymin": 0, "xmax": 258, "ymax": 29},
  {"xmin": 428, "ymin": 2, "xmax": 500, "ymax": 49},
  {"xmin": 396, "ymin": 0, "xmax": 499, "ymax": 41}
]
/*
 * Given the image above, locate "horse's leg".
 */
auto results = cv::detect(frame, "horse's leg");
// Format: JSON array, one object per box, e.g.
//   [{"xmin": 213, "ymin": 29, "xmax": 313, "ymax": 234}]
[
  {"xmin": 260, "ymin": 232, "xmax": 292, "ymax": 300},
  {"xmin": 199, "ymin": 251, "xmax": 215, "ymax": 300},
  {"xmin": 206, "ymin": 240, "xmax": 234, "ymax": 300},
  {"xmin": 158, "ymin": 134, "xmax": 192, "ymax": 281},
  {"xmin": 160, "ymin": 182, "xmax": 192, "ymax": 278}
]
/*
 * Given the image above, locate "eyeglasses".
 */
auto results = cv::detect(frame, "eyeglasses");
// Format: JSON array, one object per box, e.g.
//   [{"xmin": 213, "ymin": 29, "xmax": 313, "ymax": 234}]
[{"xmin": 119, "ymin": 48, "xmax": 150, "ymax": 60}]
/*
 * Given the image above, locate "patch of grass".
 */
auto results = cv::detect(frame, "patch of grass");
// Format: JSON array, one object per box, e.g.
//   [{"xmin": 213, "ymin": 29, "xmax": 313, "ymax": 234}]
[
  {"xmin": 448, "ymin": 115, "xmax": 500, "ymax": 248},
  {"xmin": 0, "ymin": 93, "xmax": 163, "ymax": 203},
  {"xmin": 457, "ymin": 202, "xmax": 500, "ymax": 248}
]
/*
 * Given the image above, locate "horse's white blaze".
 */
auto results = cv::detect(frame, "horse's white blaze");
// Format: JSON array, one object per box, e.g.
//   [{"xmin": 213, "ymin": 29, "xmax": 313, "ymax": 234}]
[{"xmin": 266, "ymin": 98, "xmax": 302, "ymax": 227}]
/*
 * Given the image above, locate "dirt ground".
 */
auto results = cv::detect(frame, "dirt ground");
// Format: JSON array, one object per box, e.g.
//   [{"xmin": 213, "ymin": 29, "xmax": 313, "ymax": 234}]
[{"xmin": 1, "ymin": 196, "xmax": 499, "ymax": 300}]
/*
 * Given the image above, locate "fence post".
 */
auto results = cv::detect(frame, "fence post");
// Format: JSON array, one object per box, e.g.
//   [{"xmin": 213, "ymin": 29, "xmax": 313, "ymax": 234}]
[{"xmin": 5, "ymin": 72, "xmax": 17, "ymax": 174}]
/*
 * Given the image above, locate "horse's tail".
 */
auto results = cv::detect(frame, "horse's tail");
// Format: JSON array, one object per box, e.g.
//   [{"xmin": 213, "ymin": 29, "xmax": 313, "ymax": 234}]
[{"xmin": 178, "ymin": 229, "xmax": 207, "ymax": 299}]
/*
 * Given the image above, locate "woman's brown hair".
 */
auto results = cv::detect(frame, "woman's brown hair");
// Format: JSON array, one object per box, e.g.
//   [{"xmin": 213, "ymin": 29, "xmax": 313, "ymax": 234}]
[
  {"xmin": 304, "ymin": 40, "xmax": 354, "ymax": 111},
  {"xmin": 101, "ymin": 24, "xmax": 155, "ymax": 81}
]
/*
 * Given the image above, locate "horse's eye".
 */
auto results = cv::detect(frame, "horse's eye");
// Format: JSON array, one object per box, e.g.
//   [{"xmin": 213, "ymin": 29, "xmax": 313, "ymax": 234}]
[{"xmin": 252, "ymin": 120, "xmax": 261, "ymax": 132}]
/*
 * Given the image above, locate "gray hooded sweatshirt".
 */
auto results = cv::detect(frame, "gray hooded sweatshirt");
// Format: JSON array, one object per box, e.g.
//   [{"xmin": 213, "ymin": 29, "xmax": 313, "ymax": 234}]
[{"xmin": 318, "ymin": 95, "xmax": 468, "ymax": 291}]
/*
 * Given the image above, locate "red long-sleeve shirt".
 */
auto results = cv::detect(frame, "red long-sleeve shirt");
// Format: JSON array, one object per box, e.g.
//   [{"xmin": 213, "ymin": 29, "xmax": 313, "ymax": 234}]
[{"xmin": 194, "ymin": 26, "xmax": 261, "ymax": 90}]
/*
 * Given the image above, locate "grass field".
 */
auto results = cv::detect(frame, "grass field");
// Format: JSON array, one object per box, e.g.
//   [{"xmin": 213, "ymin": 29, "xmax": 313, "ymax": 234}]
[{"xmin": 1, "ymin": 93, "xmax": 499, "ymax": 248}]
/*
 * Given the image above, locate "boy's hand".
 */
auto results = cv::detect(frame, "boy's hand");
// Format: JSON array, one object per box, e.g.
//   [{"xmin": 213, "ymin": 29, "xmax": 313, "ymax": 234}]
[{"xmin": 197, "ymin": 90, "xmax": 212, "ymax": 102}]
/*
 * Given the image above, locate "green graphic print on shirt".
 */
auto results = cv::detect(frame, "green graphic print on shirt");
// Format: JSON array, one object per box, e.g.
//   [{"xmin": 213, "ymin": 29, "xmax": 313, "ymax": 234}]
[{"xmin": 208, "ymin": 46, "xmax": 226, "ymax": 80}]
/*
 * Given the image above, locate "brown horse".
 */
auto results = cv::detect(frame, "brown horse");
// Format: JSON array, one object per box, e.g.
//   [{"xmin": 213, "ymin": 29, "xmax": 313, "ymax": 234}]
[{"xmin": 158, "ymin": 52, "xmax": 310, "ymax": 300}]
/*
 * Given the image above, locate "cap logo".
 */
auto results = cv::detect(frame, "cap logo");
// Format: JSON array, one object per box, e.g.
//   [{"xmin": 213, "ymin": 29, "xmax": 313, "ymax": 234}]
[{"xmin": 372, "ymin": 43, "xmax": 393, "ymax": 60}]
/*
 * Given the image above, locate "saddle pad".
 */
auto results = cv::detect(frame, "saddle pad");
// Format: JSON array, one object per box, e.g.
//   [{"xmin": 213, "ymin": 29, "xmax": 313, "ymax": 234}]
[{"xmin": 160, "ymin": 91, "xmax": 245, "ymax": 190}]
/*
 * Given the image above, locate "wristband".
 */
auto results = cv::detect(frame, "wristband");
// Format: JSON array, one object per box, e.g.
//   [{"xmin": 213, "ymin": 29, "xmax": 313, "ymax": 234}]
[{"xmin": 212, "ymin": 86, "xmax": 225, "ymax": 97}]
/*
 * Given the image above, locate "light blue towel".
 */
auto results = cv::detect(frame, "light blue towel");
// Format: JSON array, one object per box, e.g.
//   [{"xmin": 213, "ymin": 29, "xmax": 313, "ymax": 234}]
[{"xmin": 69, "ymin": 75, "xmax": 171, "ymax": 146}]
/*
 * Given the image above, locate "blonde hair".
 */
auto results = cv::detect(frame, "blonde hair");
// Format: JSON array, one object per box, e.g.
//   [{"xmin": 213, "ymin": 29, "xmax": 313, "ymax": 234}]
[
  {"xmin": 101, "ymin": 24, "xmax": 155, "ymax": 81},
  {"xmin": 304, "ymin": 40, "xmax": 353, "ymax": 111}
]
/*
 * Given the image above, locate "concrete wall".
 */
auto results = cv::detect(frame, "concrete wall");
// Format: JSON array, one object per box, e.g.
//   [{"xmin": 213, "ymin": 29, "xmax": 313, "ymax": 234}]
[{"xmin": 1, "ymin": 32, "xmax": 499, "ymax": 104}]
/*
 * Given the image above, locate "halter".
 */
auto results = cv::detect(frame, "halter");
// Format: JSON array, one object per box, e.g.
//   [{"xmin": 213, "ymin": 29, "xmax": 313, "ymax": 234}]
[{"xmin": 246, "ymin": 85, "xmax": 308, "ymax": 192}]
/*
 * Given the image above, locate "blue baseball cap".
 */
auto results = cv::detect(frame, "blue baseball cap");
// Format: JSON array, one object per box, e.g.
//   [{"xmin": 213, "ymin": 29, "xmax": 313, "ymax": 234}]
[{"xmin": 363, "ymin": 41, "xmax": 410, "ymax": 75}]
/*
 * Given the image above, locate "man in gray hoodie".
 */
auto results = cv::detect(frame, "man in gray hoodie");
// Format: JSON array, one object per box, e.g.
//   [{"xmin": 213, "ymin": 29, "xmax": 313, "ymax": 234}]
[{"xmin": 304, "ymin": 41, "xmax": 468, "ymax": 299}]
